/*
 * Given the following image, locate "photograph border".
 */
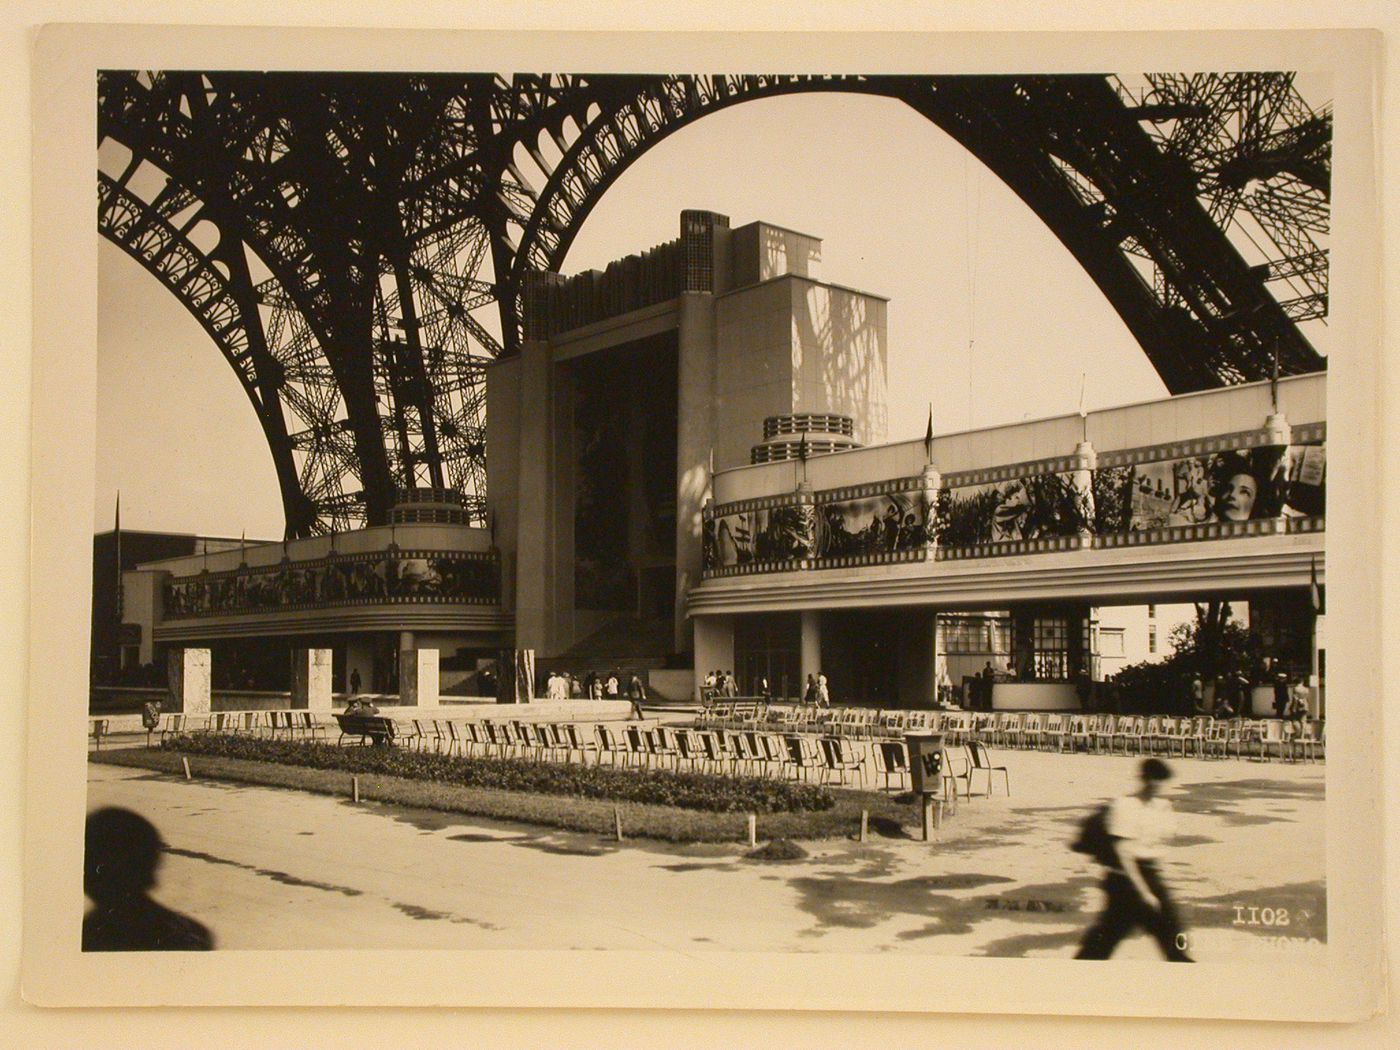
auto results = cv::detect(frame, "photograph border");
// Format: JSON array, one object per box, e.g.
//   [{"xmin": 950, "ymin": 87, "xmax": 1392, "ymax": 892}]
[{"xmin": 21, "ymin": 18, "xmax": 1387, "ymax": 1024}]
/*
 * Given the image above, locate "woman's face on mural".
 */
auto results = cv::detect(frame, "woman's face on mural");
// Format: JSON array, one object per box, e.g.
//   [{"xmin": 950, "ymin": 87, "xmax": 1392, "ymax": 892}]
[
  {"xmin": 994, "ymin": 479, "xmax": 1031, "ymax": 535},
  {"xmin": 1216, "ymin": 472, "xmax": 1258, "ymax": 521}
]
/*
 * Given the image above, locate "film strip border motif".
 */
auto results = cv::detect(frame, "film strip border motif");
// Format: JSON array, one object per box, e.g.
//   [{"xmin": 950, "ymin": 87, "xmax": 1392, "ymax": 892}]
[
  {"xmin": 163, "ymin": 549, "xmax": 502, "ymax": 619},
  {"xmin": 703, "ymin": 426, "xmax": 1326, "ymax": 577}
]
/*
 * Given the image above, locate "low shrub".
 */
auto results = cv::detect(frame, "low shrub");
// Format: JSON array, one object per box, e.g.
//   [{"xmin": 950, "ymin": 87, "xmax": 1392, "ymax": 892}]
[
  {"xmin": 745, "ymin": 838, "xmax": 809, "ymax": 862},
  {"xmin": 159, "ymin": 734, "xmax": 835, "ymax": 814}
]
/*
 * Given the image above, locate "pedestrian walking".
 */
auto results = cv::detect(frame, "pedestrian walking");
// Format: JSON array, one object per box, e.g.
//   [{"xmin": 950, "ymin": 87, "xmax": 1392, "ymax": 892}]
[{"xmin": 1074, "ymin": 758, "xmax": 1193, "ymax": 962}]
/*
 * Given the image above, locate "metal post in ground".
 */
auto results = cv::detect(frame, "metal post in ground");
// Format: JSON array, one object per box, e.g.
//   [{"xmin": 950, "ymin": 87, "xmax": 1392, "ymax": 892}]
[
  {"xmin": 922, "ymin": 795, "xmax": 935, "ymax": 841},
  {"xmin": 614, "ymin": 806, "xmax": 624, "ymax": 842},
  {"xmin": 352, "ymin": 775, "xmax": 360, "ymax": 803},
  {"xmin": 747, "ymin": 813, "xmax": 757, "ymax": 848},
  {"xmin": 181, "ymin": 757, "xmax": 191, "ymax": 781},
  {"xmin": 860, "ymin": 809, "xmax": 869, "ymax": 843}
]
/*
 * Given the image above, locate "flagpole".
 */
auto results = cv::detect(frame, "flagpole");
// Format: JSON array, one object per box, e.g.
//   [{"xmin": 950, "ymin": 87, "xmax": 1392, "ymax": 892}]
[{"xmin": 114, "ymin": 491, "xmax": 123, "ymax": 623}]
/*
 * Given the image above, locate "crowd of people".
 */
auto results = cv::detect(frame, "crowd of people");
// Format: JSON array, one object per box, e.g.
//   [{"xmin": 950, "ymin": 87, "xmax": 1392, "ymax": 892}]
[{"xmin": 541, "ymin": 669, "xmax": 647, "ymax": 713}]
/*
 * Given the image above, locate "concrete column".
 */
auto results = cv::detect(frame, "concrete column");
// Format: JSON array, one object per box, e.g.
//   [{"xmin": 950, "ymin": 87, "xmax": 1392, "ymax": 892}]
[
  {"xmin": 674, "ymin": 292, "xmax": 718, "ymax": 653},
  {"xmin": 550, "ymin": 363, "xmax": 576, "ymax": 651},
  {"xmin": 166, "ymin": 648, "xmax": 211, "ymax": 715},
  {"xmin": 897, "ymin": 609, "xmax": 937, "ymax": 708},
  {"xmin": 800, "ymin": 610, "xmax": 823, "ymax": 690},
  {"xmin": 692, "ymin": 615, "xmax": 734, "ymax": 700},
  {"xmin": 515, "ymin": 339, "xmax": 554, "ymax": 653},
  {"xmin": 400, "ymin": 648, "xmax": 440, "ymax": 708},
  {"xmin": 290, "ymin": 648, "xmax": 333, "ymax": 711}
]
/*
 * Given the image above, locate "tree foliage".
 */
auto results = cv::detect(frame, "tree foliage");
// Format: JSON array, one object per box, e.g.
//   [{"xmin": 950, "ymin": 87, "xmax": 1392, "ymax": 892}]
[{"xmin": 1109, "ymin": 601, "xmax": 1253, "ymax": 714}]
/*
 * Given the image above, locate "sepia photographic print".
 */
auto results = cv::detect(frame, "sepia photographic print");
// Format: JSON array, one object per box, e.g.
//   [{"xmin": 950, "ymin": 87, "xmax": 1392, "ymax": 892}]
[{"xmin": 23, "ymin": 22, "xmax": 1386, "ymax": 1024}]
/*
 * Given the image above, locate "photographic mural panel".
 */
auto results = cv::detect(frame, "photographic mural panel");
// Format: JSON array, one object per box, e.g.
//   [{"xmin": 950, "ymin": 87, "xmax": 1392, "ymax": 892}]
[
  {"xmin": 703, "ymin": 503, "xmax": 817, "ymax": 569},
  {"xmin": 700, "ymin": 436, "xmax": 1324, "ymax": 573},
  {"xmin": 163, "ymin": 551, "xmax": 500, "ymax": 618},
  {"xmin": 815, "ymin": 489, "xmax": 931, "ymax": 558},
  {"xmin": 1095, "ymin": 441, "xmax": 1324, "ymax": 532},
  {"xmin": 937, "ymin": 471, "xmax": 1093, "ymax": 547}
]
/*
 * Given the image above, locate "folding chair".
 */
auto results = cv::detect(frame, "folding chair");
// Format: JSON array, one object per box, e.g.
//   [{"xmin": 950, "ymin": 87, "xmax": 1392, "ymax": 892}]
[
  {"xmin": 641, "ymin": 726, "xmax": 678, "ymax": 770},
  {"xmin": 159, "ymin": 714, "xmax": 187, "ymax": 745},
  {"xmin": 557, "ymin": 722, "xmax": 596, "ymax": 767},
  {"xmin": 593, "ymin": 723, "xmax": 625, "ymax": 766},
  {"xmin": 89, "ymin": 718, "xmax": 109, "ymax": 751},
  {"xmin": 1069, "ymin": 714, "xmax": 1096, "ymax": 753},
  {"xmin": 756, "ymin": 733, "xmax": 790, "ymax": 778},
  {"xmin": 818, "ymin": 736, "xmax": 866, "ymax": 786},
  {"xmin": 301, "ymin": 712, "xmax": 328, "ymax": 743},
  {"xmin": 691, "ymin": 730, "xmax": 727, "ymax": 775},
  {"xmin": 480, "ymin": 719, "xmax": 512, "ymax": 759},
  {"xmin": 873, "ymin": 740, "xmax": 910, "ymax": 792},
  {"xmin": 671, "ymin": 728, "xmax": 704, "ymax": 771},
  {"xmin": 782, "ymin": 734, "xmax": 822, "ymax": 783},
  {"xmin": 964, "ymin": 740, "xmax": 1011, "ymax": 797},
  {"xmin": 1257, "ymin": 718, "xmax": 1286, "ymax": 762},
  {"xmin": 623, "ymin": 725, "xmax": 651, "ymax": 768},
  {"xmin": 1042, "ymin": 714, "xmax": 1071, "ymax": 752},
  {"xmin": 511, "ymin": 721, "xmax": 546, "ymax": 761},
  {"xmin": 728, "ymin": 731, "xmax": 759, "ymax": 776},
  {"xmin": 1019, "ymin": 713, "xmax": 1043, "ymax": 750},
  {"xmin": 1288, "ymin": 719, "xmax": 1320, "ymax": 763}
]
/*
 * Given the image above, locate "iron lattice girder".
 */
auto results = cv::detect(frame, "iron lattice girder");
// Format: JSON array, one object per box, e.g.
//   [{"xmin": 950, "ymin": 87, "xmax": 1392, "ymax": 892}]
[{"xmin": 98, "ymin": 69, "xmax": 1329, "ymax": 539}]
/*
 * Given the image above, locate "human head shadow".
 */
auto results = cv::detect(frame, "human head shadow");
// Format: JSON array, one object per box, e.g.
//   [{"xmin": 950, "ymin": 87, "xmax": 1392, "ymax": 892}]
[{"xmin": 82, "ymin": 807, "xmax": 214, "ymax": 952}]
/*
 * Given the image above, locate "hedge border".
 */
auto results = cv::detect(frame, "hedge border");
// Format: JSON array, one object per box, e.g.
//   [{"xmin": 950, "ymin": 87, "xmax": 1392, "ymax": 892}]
[{"xmin": 90, "ymin": 748, "xmax": 921, "ymax": 844}]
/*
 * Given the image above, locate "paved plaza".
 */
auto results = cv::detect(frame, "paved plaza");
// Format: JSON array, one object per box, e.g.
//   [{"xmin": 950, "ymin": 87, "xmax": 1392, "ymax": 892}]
[{"xmin": 86, "ymin": 745, "xmax": 1325, "ymax": 961}]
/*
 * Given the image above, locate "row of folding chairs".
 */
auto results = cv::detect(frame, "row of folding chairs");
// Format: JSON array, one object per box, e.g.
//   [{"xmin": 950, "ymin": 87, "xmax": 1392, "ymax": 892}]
[
  {"xmin": 691, "ymin": 704, "xmax": 1011, "ymax": 744},
  {"xmin": 410, "ymin": 718, "xmax": 875, "ymax": 786},
  {"xmin": 867, "ymin": 738, "xmax": 1012, "ymax": 800},
  {"xmin": 188, "ymin": 710, "xmax": 329, "ymax": 743},
  {"xmin": 974, "ymin": 713, "xmax": 1323, "ymax": 762}
]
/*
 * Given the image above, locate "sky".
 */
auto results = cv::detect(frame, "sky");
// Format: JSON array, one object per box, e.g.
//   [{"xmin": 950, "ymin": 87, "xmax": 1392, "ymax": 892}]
[{"xmin": 95, "ymin": 87, "xmax": 1327, "ymax": 538}]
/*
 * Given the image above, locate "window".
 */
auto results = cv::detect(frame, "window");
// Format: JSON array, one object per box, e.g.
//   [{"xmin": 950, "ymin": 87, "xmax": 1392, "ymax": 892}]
[
  {"xmin": 1099, "ymin": 628, "xmax": 1125, "ymax": 658},
  {"xmin": 1148, "ymin": 604, "xmax": 1157, "ymax": 619},
  {"xmin": 1032, "ymin": 616, "xmax": 1071, "ymax": 680},
  {"xmin": 1148, "ymin": 625, "xmax": 1157, "ymax": 654}
]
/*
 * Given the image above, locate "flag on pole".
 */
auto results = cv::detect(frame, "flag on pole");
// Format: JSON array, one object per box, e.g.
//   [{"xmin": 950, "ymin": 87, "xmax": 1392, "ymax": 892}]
[
  {"xmin": 924, "ymin": 403, "xmax": 935, "ymax": 463},
  {"xmin": 1309, "ymin": 555, "xmax": 1322, "ymax": 614}
]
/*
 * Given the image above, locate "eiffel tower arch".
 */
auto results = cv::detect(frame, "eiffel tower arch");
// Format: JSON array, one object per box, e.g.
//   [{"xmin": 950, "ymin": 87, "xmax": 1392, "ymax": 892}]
[{"xmin": 98, "ymin": 71, "xmax": 1329, "ymax": 538}]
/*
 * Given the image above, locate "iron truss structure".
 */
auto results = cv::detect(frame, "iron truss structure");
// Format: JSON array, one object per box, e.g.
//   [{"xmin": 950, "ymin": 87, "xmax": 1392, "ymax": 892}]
[{"xmin": 97, "ymin": 71, "xmax": 1330, "ymax": 538}]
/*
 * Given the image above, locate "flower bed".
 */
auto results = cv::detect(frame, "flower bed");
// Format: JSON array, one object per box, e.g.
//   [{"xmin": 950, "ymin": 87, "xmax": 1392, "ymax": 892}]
[{"xmin": 159, "ymin": 733, "xmax": 835, "ymax": 814}]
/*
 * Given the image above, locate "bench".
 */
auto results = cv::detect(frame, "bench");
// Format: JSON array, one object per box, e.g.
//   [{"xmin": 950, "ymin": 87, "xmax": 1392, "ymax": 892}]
[{"xmin": 333, "ymin": 714, "xmax": 399, "ymax": 747}]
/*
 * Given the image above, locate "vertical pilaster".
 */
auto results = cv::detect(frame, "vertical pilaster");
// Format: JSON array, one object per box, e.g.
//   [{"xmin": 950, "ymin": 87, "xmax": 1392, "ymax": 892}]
[
  {"xmin": 166, "ymin": 648, "xmax": 211, "ymax": 715},
  {"xmin": 800, "ymin": 610, "xmax": 823, "ymax": 690},
  {"xmin": 399, "ymin": 648, "xmax": 440, "ymax": 707},
  {"xmin": 290, "ymin": 648, "xmax": 333, "ymax": 711}
]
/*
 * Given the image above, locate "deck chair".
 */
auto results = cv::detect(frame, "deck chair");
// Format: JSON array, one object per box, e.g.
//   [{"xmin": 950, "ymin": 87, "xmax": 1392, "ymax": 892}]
[{"xmin": 964, "ymin": 741, "xmax": 1011, "ymax": 797}]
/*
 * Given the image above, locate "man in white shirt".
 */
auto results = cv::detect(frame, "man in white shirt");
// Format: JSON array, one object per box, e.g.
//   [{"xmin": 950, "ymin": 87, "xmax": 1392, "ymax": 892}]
[{"xmin": 1076, "ymin": 757, "xmax": 1193, "ymax": 961}]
